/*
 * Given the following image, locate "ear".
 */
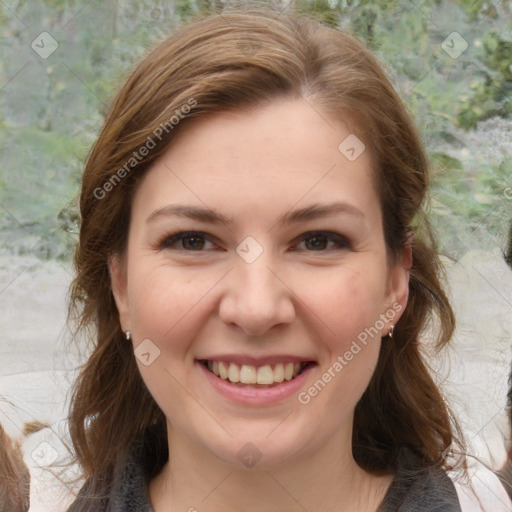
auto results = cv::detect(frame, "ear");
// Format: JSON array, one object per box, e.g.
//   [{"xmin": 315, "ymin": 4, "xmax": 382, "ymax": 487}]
[
  {"xmin": 109, "ymin": 254, "xmax": 131, "ymax": 333},
  {"xmin": 383, "ymin": 233, "xmax": 413, "ymax": 328}
]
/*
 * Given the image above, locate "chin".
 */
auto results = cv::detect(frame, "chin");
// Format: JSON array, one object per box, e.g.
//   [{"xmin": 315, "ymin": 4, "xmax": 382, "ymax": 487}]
[{"xmin": 198, "ymin": 422, "xmax": 320, "ymax": 471}]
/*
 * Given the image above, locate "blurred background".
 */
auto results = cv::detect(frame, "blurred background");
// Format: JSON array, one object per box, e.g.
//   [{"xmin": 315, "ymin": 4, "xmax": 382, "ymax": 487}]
[
  {"xmin": 0, "ymin": 0, "xmax": 511, "ymax": 260},
  {"xmin": 0, "ymin": 1, "xmax": 511, "ymax": 510}
]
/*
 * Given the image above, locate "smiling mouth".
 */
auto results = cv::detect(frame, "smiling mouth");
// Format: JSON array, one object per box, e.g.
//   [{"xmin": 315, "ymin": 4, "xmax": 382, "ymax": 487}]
[{"xmin": 200, "ymin": 360, "xmax": 316, "ymax": 388}]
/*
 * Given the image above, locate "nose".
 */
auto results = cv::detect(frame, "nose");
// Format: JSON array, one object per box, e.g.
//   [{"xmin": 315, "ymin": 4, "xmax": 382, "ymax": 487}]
[{"xmin": 218, "ymin": 256, "xmax": 296, "ymax": 336}]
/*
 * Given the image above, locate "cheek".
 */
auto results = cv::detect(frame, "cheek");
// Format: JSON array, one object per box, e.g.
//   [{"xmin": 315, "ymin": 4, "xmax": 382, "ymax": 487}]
[
  {"xmin": 300, "ymin": 264, "xmax": 387, "ymax": 343},
  {"xmin": 126, "ymin": 266, "xmax": 212, "ymax": 420},
  {"xmin": 299, "ymin": 264, "xmax": 386, "ymax": 410},
  {"xmin": 127, "ymin": 264, "xmax": 214, "ymax": 345},
  {"xmin": 303, "ymin": 270, "xmax": 384, "ymax": 421}
]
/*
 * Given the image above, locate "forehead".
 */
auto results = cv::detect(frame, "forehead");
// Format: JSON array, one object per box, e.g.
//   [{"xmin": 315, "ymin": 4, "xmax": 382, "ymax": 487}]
[{"xmin": 132, "ymin": 98, "xmax": 381, "ymax": 229}]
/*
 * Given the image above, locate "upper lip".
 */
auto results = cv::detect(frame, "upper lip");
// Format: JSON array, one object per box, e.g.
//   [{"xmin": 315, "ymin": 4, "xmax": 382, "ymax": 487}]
[{"xmin": 197, "ymin": 354, "xmax": 317, "ymax": 366}]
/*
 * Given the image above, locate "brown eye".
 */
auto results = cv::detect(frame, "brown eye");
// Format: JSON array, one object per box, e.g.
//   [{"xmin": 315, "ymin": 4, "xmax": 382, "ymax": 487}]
[
  {"xmin": 295, "ymin": 231, "xmax": 351, "ymax": 252},
  {"xmin": 159, "ymin": 232, "xmax": 214, "ymax": 251},
  {"xmin": 304, "ymin": 234, "xmax": 329, "ymax": 250},
  {"xmin": 182, "ymin": 234, "xmax": 205, "ymax": 250}
]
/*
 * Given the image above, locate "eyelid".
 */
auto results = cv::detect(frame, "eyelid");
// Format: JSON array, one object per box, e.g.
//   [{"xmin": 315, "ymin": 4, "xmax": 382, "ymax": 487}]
[
  {"xmin": 292, "ymin": 231, "xmax": 351, "ymax": 250},
  {"xmin": 158, "ymin": 231, "xmax": 218, "ymax": 250}
]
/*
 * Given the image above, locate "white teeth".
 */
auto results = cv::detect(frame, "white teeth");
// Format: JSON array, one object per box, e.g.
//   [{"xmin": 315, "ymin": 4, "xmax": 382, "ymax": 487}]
[
  {"xmin": 227, "ymin": 363, "xmax": 240, "ymax": 383},
  {"xmin": 273, "ymin": 363, "xmax": 285, "ymax": 382},
  {"xmin": 240, "ymin": 364, "xmax": 257, "ymax": 384},
  {"xmin": 256, "ymin": 365, "xmax": 274, "ymax": 385},
  {"xmin": 219, "ymin": 362, "xmax": 229, "ymax": 380},
  {"xmin": 284, "ymin": 362, "xmax": 294, "ymax": 381},
  {"xmin": 206, "ymin": 360, "xmax": 305, "ymax": 385}
]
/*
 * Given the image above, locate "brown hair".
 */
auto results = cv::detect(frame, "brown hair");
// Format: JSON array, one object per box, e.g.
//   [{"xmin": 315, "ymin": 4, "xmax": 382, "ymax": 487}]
[
  {"xmin": 68, "ymin": 5, "xmax": 463, "ymax": 498},
  {"xmin": 0, "ymin": 424, "xmax": 30, "ymax": 512}
]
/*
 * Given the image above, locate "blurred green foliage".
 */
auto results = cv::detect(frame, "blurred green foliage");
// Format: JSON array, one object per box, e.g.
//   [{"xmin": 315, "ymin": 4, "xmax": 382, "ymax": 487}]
[
  {"xmin": 0, "ymin": 0, "xmax": 511, "ymax": 260},
  {"xmin": 458, "ymin": 29, "xmax": 512, "ymax": 129}
]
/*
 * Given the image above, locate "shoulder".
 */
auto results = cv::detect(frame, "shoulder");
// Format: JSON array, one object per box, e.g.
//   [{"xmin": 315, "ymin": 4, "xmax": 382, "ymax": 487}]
[
  {"xmin": 380, "ymin": 448, "xmax": 462, "ymax": 511},
  {"xmin": 450, "ymin": 463, "xmax": 512, "ymax": 512},
  {"xmin": 67, "ymin": 429, "xmax": 162, "ymax": 512}
]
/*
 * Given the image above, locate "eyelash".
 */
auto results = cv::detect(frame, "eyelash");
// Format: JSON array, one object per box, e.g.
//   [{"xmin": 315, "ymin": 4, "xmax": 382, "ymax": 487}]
[{"xmin": 157, "ymin": 230, "xmax": 351, "ymax": 252}]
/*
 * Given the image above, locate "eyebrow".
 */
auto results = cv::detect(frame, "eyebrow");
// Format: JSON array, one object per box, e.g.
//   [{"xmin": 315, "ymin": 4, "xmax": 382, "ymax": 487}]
[{"xmin": 146, "ymin": 202, "xmax": 365, "ymax": 226}]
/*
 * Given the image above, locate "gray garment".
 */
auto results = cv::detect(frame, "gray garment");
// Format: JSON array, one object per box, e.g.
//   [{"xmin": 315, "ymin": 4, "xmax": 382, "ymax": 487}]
[
  {"xmin": 68, "ymin": 443, "xmax": 461, "ymax": 512},
  {"xmin": 379, "ymin": 448, "xmax": 462, "ymax": 511},
  {"xmin": 67, "ymin": 447, "xmax": 152, "ymax": 512}
]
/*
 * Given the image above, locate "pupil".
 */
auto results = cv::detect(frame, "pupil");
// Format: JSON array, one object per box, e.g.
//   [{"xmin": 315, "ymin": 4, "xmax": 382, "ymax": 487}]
[
  {"xmin": 306, "ymin": 236, "xmax": 326, "ymax": 250},
  {"xmin": 184, "ymin": 236, "xmax": 204, "ymax": 250}
]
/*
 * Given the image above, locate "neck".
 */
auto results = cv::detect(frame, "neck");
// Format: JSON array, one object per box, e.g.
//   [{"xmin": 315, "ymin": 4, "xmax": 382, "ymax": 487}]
[{"xmin": 150, "ymin": 424, "xmax": 393, "ymax": 512}]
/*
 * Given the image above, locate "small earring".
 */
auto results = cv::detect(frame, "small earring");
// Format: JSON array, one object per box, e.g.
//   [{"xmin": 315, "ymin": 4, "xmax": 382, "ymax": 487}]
[
  {"xmin": 125, "ymin": 330, "xmax": 131, "ymax": 341},
  {"xmin": 388, "ymin": 325, "xmax": 394, "ymax": 339}
]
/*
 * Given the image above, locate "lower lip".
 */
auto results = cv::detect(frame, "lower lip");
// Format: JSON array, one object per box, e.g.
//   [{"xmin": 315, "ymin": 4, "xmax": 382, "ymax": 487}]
[{"xmin": 197, "ymin": 362, "xmax": 315, "ymax": 405}]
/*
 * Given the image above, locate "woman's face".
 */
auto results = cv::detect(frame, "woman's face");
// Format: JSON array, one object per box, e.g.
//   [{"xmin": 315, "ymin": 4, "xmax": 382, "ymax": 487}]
[{"xmin": 111, "ymin": 98, "xmax": 410, "ymax": 469}]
